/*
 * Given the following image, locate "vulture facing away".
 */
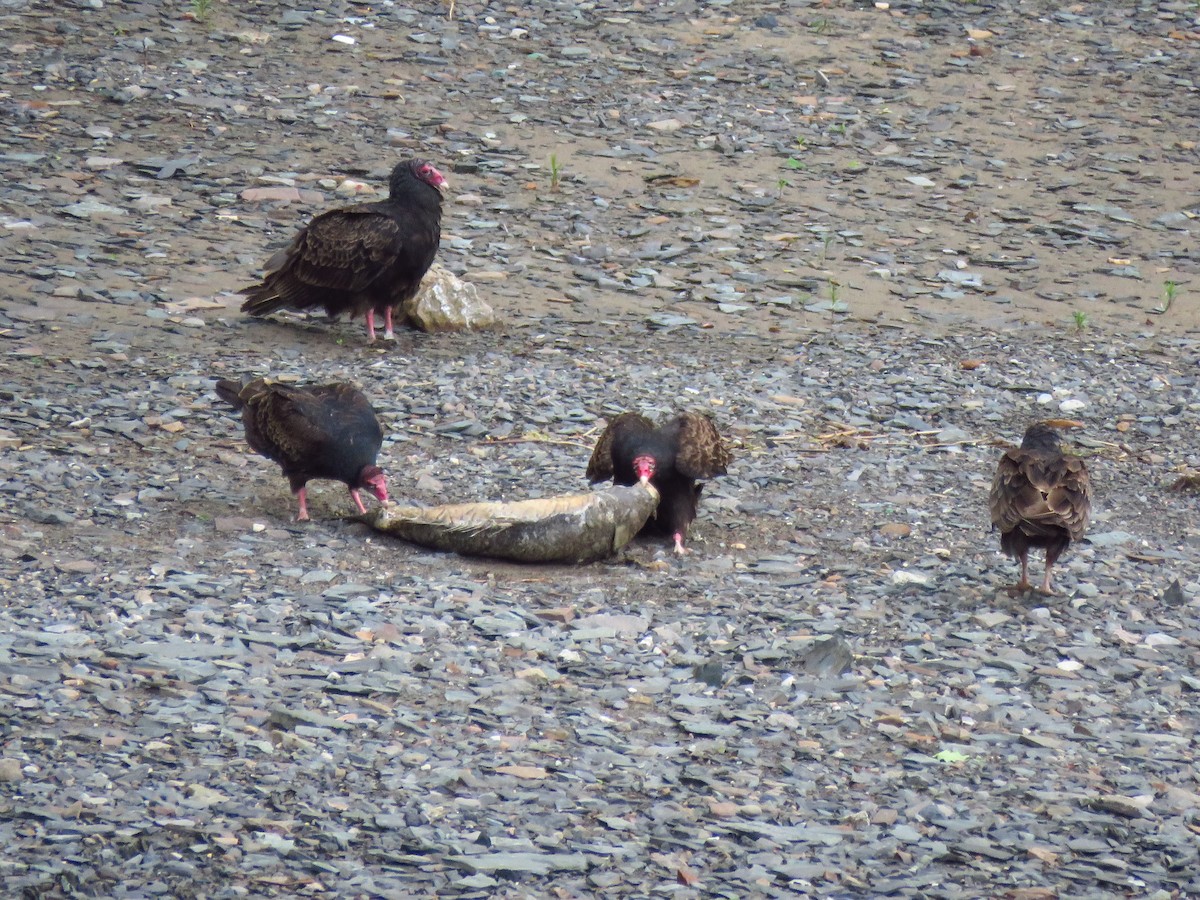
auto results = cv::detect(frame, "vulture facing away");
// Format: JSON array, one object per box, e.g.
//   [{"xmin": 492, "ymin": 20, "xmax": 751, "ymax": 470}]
[
  {"xmin": 216, "ymin": 378, "xmax": 388, "ymax": 521},
  {"xmin": 587, "ymin": 411, "xmax": 732, "ymax": 554},
  {"xmin": 239, "ymin": 158, "xmax": 448, "ymax": 342},
  {"xmin": 989, "ymin": 422, "xmax": 1091, "ymax": 594}
]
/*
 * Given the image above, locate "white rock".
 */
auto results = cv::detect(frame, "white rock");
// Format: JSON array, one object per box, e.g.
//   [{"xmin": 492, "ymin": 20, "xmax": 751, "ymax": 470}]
[
  {"xmin": 62, "ymin": 200, "xmax": 126, "ymax": 218},
  {"xmin": 1144, "ymin": 632, "xmax": 1182, "ymax": 648},
  {"xmin": 335, "ymin": 178, "xmax": 373, "ymax": 197},
  {"xmin": 403, "ymin": 264, "xmax": 496, "ymax": 333},
  {"xmin": 234, "ymin": 30, "xmax": 271, "ymax": 45},
  {"xmin": 891, "ymin": 569, "xmax": 932, "ymax": 587},
  {"xmin": 1059, "ymin": 398, "xmax": 1087, "ymax": 413},
  {"xmin": 132, "ymin": 195, "xmax": 172, "ymax": 212}
]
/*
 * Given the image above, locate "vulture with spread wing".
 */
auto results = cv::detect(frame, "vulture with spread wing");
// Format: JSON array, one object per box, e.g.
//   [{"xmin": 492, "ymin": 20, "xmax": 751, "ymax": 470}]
[
  {"xmin": 587, "ymin": 411, "xmax": 731, "ymax": 554},
  {"xmin": 239, "ymin": 158, "xmax": 447, "ymax": 342},
  {"xmin": 989, "ymin": 422, "xmax": 1091, "ymax": 594}
]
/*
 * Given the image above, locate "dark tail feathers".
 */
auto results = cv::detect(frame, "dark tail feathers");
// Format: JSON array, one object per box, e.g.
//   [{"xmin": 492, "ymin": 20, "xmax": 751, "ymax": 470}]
[{"xmin": 239, "ymin": 285, "xmax": 291, "ymax": 317}]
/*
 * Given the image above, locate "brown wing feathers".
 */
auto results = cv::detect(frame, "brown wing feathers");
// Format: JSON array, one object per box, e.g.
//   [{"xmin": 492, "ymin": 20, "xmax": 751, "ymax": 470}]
[
  {"xmin": 990, "ymin": 439, "xmax": 1091, "ymax": 541},
  {"xmin": 239, "ymin": 212, "xmax": 402, "ymax": 317},
  {"xmin": 673, "ymin": 412, "xmax": 732, "ymax": 480},
  {"xmin": 255, "ymin": 385, "xmax": 335, "ymax": 469}
]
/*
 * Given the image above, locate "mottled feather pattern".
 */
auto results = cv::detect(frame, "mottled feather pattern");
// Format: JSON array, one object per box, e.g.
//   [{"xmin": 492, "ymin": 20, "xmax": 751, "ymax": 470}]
[
  {"xmin": 255, "ymin": 387, "xmax": 338, "ymax": 474},
  {"xmin": 990, "ymin": 448, "xmax": 1090, "ymax": 541},
  {"xmin": 286, "ymin": 213, "xmax": 406, "ymax": 291},
  {"xmin": 672, "ymin": 413, "xmax": 732, "ymax": 480}
]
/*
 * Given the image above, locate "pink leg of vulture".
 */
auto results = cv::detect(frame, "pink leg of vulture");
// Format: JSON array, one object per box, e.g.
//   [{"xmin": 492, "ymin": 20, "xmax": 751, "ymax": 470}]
[
  {"xmin": 1013, "ymin": 552, "xmax": 1031, "ymax": 592},
  {"xmin": 349, "ymin": 488, "xmax": 367, "ymax": 514},
  {"xmin": 673, "ymin": 532, "xmax": 688, "ymax": 556},
  {"xmin": 364, "ymin": 310, "xmax": 377, "ymax": 343},
  {"xmin": 1041, "ymin": 562, "xmax": 1055, "ymax": 595},
  {"xmin": 295, "ymin": 487, "xmax": 311, "ymax": 522},
  {"xmin": 383, "ymin": 307, "xmax": 395, "ymax": 340}
]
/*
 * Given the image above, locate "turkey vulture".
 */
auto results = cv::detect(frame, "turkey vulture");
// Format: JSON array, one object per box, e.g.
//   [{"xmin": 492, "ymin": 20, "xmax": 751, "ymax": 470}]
[
  {"xmin": 215, "ymin": 378, "xmax": 388, "ymax": 521},
  {"xmin": 989, "ymin": 422, "xmax": 1091, "ymax": 594},
  {"xmin": 239, "ymin": 158, "xmax": 448, "ymax": 342},
  {"xmin": 586, "ymin": 411, "xmax": 731, "ymax": 554}
]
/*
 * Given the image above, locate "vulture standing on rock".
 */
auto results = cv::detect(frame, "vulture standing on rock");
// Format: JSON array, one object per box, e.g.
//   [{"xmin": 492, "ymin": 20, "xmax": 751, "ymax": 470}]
[
  {"xmin": 989, "ymin": 422, "xmax": 1091, "ymax": 594},
  {"xmin": 587, "ymin": 411, "xmax": 732, "ymax": 554},
  {"xmin": 239, "ymin": 158, "xmax": 448, "ymax": 342},
  {"xmin": 215, "ymin": 378, "xmax": 388, "ymax": 521}
]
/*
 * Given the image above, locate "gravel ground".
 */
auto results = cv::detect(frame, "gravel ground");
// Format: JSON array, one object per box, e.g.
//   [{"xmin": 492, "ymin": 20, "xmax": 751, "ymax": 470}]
[{"xmin": 3, "ymin": 1, "xmax": 1200, "ymax": 898}]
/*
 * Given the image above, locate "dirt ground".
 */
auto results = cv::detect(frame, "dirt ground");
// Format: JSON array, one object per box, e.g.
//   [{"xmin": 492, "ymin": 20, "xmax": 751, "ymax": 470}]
[{"xmin": 2, "ymin": 0, "xmax": 1199, "ymax": 337}]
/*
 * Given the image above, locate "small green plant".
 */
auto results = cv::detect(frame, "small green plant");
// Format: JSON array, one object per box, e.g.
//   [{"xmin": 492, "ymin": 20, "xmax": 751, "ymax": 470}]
[
  {"xmin": 810, "ymin": 17, "xmax": 829, "ymax": 34},
  {"xmin": 776, "ymin": 178, "xmax": 790, "ymax": 198},
  {"xmin": 548, "ymin": 153, "xmax": 562, "ymax": 191},
  {"xmin": 794, "ymin": 136, "xmax": 807, "ymax": 150},
  {"xmin": 786, "ymin": 157, "xmax": 806, "ymax": 171},
  {"xmin": 832, "ymin": 122, "xmax": 847, "ymax": 137},
  {"xmin": 821, "ymin": 232, "xmax": 836, "ymax": 260},
  {"xmin": 1154, "ymin": 279, "xmax": 1179, "ymax": 314},
  {"xmin": 1072, "ymin": 310, "xmax": 1088, "ymax": 332},
  {"xmin": 828, "ymin": 279, "xmax": 839, "ymax": 305},
  {"xmin": 190, "ymin": 0, "xmax": 213, "ymax": 22}
]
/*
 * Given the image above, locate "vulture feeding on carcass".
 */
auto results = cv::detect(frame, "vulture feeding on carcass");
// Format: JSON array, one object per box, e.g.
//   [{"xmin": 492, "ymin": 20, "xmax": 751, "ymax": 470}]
[
  {"xmin": 239, "ymin": 158, "xmax": 448, "ymax": 342},
  {"xmin": 215, "ymin": 378, "xmax": 388, "ymax": 521},
  {"xmin": 586, "ymin": 411, "xmax": 732, "ymax": 554},
  {"xmin": 989, "ymin": 421, "xmax": 1091, "ymax": 594}
]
